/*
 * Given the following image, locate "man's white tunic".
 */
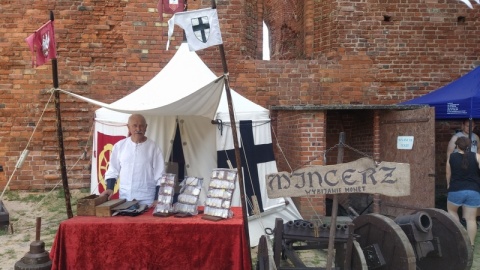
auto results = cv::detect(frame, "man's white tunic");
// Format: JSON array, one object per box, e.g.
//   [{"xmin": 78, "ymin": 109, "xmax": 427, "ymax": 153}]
[{"xmin": 105, "ymin": 137, "xmax": 165, "ymax": 205}]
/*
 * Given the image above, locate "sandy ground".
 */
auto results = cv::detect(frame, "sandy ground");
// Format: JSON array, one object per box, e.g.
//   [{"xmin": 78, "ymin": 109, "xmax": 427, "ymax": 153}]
[
  {"xmin": 0, "ymin": 189, "xmax": 89, "ymax": 270},
  {"xmin": 1, "ymin": 190, "xmax": 479, "ymax": 269}
]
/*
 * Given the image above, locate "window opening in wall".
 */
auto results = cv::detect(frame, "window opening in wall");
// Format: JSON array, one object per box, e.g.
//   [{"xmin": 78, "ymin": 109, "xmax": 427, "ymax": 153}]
[{"xmin": 263, "ymin": 21, "xmax": 270, "ymax": 60}]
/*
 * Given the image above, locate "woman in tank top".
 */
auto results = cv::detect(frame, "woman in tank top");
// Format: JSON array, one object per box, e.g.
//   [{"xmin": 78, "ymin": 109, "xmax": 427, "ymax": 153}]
[{"xmin": 446, "ymin": 136, "xmax": 480, "ymax": 248}]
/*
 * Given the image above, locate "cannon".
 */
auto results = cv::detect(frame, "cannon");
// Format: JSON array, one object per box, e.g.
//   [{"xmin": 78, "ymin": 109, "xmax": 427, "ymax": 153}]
[
  {"xmin": 393, "ymin": 211, "xmax": 438, "ymax": 260},
  {"xmin": 353, "ymin": 208, "xmax": 472, "ymax": 270},
  {"xmin": 257, "ymin": 217, "xmax": 367, "ymax": 269},
  {"xmin": 410, "ymin": 208, "xmax": 472, "ymax": 270},
  {"xmin": 257, "ymin": 208, "xmax": 472, "ymax": 270}
]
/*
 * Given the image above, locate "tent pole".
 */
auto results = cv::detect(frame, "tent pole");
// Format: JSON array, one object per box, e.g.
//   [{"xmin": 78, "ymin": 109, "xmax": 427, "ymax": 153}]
[
  {"xmin": 469, "ymin": 118, "xmax": 473, "ymax": 140},
  {"xmin": 51, "ymin": 11, "xmax": 73, "ymax": 219},
  {"xmin": 212, "ymin": 1, "xmax": 253, "ymax": 266}
]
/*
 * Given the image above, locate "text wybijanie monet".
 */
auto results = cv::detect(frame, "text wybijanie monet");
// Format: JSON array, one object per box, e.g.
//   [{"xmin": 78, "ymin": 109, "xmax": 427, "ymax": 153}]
[{"xmin": 266, "ymin": 157, "xmax": 410, "ymax": 198}]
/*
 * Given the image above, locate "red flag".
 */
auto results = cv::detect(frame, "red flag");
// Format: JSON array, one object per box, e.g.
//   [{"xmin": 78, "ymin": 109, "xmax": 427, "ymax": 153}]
[
  {"xmin": 158, "ymin": 0, "xmax": 185, "ymax": 21},
  {"xmin": 96, "ymin": 132, "xmax": 125, "ymax": 198},
  {"xmin": 25, "ymin": 20, "xmax": 57, "ymax": 67}
]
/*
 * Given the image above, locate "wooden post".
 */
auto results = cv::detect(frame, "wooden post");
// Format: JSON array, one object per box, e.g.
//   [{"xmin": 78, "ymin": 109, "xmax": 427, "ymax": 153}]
[
  {"xmin": 326, "ymin": 132, "xmax": 345, "ymax": 269},
  {"xmin": 211, "ymin": 1, "xmax": 252, "ymax": 267},
  {"xmin": 51, "ymin": 11, "xmax": 73, "ymax": 219},
  {"xmin": 373, "ymin": 110, "xmax": 381, "ymax": 214},
  {"xmin": 35, "ymin": 217, "xmax": 41, "ymax": 241}
]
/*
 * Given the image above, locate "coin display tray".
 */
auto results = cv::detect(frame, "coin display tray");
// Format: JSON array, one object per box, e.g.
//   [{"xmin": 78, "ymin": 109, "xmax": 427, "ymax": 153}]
[
  {"xmin": 153, "ymin": 173, "xmax": 176, "ymax": 215},
  {"xmin": 173, "ymin": 176, "xmax": 203, "ymax": 216},
  {"xmin": 204, "ymin": 169, "xmax": 237, "ymax": 219}
]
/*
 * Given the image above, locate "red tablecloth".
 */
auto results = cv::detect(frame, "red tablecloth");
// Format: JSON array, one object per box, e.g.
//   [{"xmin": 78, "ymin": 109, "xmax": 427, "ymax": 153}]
[{"xmin": 50, "ymin": 207, "xmax": 251, "ymax": 270}]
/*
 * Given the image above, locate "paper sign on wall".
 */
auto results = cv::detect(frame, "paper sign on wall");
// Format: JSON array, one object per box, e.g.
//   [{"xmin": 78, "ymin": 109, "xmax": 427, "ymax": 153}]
[{"xmin": 397, "ymin": 136, "xmax": 414, "ymax": 150}]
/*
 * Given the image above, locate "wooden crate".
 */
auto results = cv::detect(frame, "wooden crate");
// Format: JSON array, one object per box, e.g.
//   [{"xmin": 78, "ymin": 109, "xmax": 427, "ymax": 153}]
[
  {"xmin": 96, "ymin": 199, "xmax": 126, "ymax": 217},
  {"xmin": 77, "ymin": 195, "xmax": 108, "ymax": 216}
]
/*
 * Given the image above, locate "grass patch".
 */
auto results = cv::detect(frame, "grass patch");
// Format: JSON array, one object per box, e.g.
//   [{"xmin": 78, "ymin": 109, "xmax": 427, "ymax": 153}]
[
  {"xmin": 3, "ymin": 191, "xmax": 20, "ymax": 201},
  {"xmin": 45, "ymin": 227, "xmax": 58, "ymax": 236},
  {"xmin": 47, "ymin": 203, "xmax": 66, "ymax": 214},
  {"xmin": 56, "ymin": 189, "xmax": 65, "ymax": 199},
  {"xmin": 16, "ymin": 211, "xmax": 27, "ymax": 217},
  {"xmin": 22, "ymin": 193, "xmax": 45, "ymax": 203},
  {"xmin": 4, "ymin": 248, "xmax": 16, "ymax": 259},
  {"xmin": 22, "ymin": 234, "xmax": 30, "ymax": 242}
]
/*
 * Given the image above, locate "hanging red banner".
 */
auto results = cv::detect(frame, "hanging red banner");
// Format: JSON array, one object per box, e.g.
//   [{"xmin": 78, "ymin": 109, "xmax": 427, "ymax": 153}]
[
  {"xmin": 96, "ymin": 132, "xmax": 125, "ymax": 198},
  {"xmin": 158, "ymin": 0, "xmax": 185, "ymax": 21}
]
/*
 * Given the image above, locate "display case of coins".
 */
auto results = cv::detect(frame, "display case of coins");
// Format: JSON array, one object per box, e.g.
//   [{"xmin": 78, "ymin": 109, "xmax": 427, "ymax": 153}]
[
  {"xmin": 153, "ymin": 173, "xmax": 176, "ymax": 216},
  {"xmin": 173, "ymin": 176, "xmax": 203, "ymax": 216},
  {"xmin": 204, "ymin": 169, "xmax": 237, "ymax": 219}
]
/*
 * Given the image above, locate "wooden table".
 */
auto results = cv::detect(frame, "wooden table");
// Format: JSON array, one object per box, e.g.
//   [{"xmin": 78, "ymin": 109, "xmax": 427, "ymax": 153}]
[{"xmin": 50, "ymin": 207, "xmax": 251, "ymax": 270}]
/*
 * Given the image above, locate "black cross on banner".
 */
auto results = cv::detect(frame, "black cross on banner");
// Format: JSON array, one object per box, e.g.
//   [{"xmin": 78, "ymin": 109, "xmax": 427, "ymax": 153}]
[
  {"xmin": 217, "ymin": 120, "xmax": 275, "ymax": 215},
  {"xmin": 191, "ymin": 16, "xmax": 210, "ymax": 43}
]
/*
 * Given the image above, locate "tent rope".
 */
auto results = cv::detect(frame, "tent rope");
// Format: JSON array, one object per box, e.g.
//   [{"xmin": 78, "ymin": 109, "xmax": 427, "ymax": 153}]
[
  {"xmin": 8, "ymin": 144, "xmax": 94, "ymax": 234},
  {"xmin": 215, "ymin": 120, "xmax": 271, "ymax": 128},
  {"xmin": 1, "ymin": 88, "xmax": 95, "ymax": 211},
  {"xmin": 33, "ymin": 142, "xmax": 91, "ymax": 208},
  {"xmin": 1, "ymin": 87, "xmax": 96, "ymax": 234},
  {"xmin": 0, "ymin": 90, "xmax": 54, "ymax": 200},
  {"xmin": 217, "ymin": 106, "xmax": 260, "ymax": 209},
  {"xmin": 94, "ymin": 120, "xmax": 128, "ymax": 127},
  {"xmin": 216, "ymin": 102, "xmax": 272, "ymax": 230},
  {"xmin": 218, "ymin": 117, "xmax": 296, "ymax": 238},
  {"xmin": 270, "ymin": 125, "xmax": 375, "ymax": 222},
  {"xmin": 82, "ymin": 121, "xmax": 94, "ymax": 160},
  {"xmin": 269, "ymin": 126, "xmax": 331, "ymax": 222}
]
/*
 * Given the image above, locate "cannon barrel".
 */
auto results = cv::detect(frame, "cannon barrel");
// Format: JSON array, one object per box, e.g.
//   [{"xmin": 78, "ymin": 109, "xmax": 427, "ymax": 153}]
[{"xmin": 394, "ymin": 211, "xmax": 432, "ymax": 233}]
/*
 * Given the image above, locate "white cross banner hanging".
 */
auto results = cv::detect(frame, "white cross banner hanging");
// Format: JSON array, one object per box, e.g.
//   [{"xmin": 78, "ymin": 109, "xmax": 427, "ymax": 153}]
[
  {"xmin": 266, "ymin": 157, "xmax": 410, "ymax": 198},
  {"xmin": 167, "ymin": 8, "xmax": 223, "ymax": 51}
]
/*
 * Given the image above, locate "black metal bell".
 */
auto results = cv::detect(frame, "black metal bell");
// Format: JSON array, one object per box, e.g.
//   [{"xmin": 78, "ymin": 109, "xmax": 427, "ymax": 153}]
[{"xmin": 14, "ymin": 240, "xmax": 52, "ymax": 270}]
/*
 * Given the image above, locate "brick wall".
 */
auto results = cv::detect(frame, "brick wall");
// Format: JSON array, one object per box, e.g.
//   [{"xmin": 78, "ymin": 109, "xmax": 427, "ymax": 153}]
[
  {"xmin": 1, "ymin": 0, "xmax": 480, "ymax": 218},
  {"xmin": 264, "ymin": 0, "xmax": 305, "ymax": 59},
  {"xmin": 271, "ymin": 110, "xmax": 327, "ymax": 221}
]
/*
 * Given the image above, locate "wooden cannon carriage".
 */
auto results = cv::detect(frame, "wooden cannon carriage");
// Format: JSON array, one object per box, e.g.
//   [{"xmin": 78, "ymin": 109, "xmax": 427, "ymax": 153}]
[
  {"xmin": 256, "ymin": 157, "xmax": 473, "ymax": 270},
  {"xmin": 256, "ymin": 207, "xmax": 472, "ymax": 270}
]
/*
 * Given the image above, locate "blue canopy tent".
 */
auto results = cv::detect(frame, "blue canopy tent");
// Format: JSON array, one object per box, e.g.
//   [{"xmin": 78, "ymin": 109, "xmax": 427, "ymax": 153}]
[{"xmin": 401, "ymin": 66, "xmax": 480, "ymax": 119}]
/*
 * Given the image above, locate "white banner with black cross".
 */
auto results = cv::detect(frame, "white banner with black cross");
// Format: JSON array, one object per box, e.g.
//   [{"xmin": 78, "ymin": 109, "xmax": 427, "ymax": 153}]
[{"xmin": 167, "ymin": 8, "xmax": 223, "ymax": 51}]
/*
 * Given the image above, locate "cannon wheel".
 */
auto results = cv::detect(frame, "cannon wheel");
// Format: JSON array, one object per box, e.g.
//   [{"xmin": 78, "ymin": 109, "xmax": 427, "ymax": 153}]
[
  {"xmin": 352, "ymin": 240, "xmax": 368, "ymax": 269},
  {"xmin": 414, "ymin": 208, "xmax": 473, "ymax": 270},
  {"xmin": 256, "ymin": 235, "xmax": 269, "ymax": 270},
  {"xmin": 353, "ymin": 213, "xmax": 416, "ymax": 270},
  {"xmin": 334, "ymin": 239, "xmax": 368, "ymax": 269}
]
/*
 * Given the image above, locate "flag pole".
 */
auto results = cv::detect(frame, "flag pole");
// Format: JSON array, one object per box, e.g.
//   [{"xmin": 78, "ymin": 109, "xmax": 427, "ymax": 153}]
[
  {"xmin": 50, "ymin": 11, "xmax": 73, "ymax": 219},
  {"xmin": 211, "ymin": 0, "xmax": 253, "ymax": 265}
]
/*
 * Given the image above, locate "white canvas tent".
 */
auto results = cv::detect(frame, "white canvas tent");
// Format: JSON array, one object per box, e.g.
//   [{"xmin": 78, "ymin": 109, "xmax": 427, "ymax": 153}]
[{"xmin": 61, "ymin": 43, "xmax": 302, "ymax": 246}]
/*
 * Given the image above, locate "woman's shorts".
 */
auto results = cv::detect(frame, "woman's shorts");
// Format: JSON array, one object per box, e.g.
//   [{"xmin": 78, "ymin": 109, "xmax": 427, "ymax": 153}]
[{"xmin": 448, "ymin": 190, "xmax": 480, "ymax": 208}]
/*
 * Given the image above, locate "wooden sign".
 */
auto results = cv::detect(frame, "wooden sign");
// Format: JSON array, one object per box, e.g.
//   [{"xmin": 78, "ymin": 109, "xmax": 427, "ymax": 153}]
[{"xmin": 266, "ymin": 157, "xmax": 410, "ymax": 198}]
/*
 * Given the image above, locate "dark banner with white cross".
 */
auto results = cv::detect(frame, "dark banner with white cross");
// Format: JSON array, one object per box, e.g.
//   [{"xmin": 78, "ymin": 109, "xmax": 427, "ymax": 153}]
[{"xmin": 217, "ymin": 120, "xmax": 275, "ymax": 215}]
